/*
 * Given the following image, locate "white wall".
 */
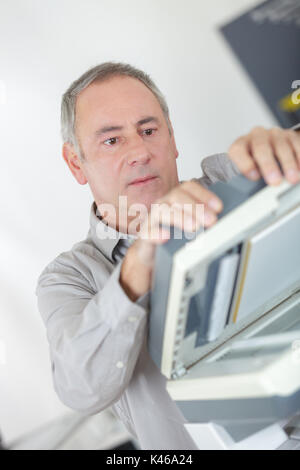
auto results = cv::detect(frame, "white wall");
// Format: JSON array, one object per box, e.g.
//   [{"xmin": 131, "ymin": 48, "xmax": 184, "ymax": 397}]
[{"xmin": 0, "ymin": 0, "xmax": 276, "ymax": 443}]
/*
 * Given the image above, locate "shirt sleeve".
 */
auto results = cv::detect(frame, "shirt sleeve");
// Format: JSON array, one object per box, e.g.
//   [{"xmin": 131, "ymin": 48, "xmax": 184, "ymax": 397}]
[{"xmin": 35, "ymin": 256, "xmax": 148, "ymax": 416}]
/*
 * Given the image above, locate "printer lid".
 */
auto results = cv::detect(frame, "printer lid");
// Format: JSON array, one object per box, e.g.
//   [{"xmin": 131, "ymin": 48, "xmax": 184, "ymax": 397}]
[{"xmin": 149, "ymin": 175, "xmax": 300, "ymax": 381}]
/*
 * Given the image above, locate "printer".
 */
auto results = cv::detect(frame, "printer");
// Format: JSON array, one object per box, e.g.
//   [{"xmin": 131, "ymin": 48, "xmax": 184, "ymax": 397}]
[{"xmin": 149, "ymin": 150, "xmax": 300, "ymax": 450}]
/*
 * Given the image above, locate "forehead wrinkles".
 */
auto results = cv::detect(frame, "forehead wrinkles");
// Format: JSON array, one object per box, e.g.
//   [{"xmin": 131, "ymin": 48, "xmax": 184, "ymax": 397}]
[
  {"xmin": 79, "ymin": 76, "xmax": 157, "ymax": 109},
  {"xmin": 77, "ymin": 77, "xmax": 162, "ymax": 119}
]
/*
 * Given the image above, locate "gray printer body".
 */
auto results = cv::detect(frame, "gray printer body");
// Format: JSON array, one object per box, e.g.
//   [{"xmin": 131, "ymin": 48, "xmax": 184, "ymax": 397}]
[{"xmin": 148, "ymin": 170, "xmax": 300, "ymax": 448}]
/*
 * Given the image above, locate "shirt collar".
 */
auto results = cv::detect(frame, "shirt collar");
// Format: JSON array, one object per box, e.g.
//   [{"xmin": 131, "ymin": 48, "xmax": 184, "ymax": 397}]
[{"xmin": 89, "ymin": 201, "xmax": 137, "ymax": 262}]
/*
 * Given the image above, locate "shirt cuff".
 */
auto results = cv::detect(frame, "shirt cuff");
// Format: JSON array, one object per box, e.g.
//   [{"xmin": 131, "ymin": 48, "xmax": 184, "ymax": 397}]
[{"xmin": 136, "ymin": 290, "xmax": 151, "ymax": 310}]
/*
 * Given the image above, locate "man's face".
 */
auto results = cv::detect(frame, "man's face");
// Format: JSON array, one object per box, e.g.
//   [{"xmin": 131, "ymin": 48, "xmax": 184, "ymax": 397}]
[{"xmin": 65, "ymin": 75, "xmax": 179, "ymax": 232}]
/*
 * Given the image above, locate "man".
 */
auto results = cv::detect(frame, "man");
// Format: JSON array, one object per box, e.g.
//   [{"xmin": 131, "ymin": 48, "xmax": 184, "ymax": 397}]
[{"xmin": 36, "ymin": 62, "xmax": 300, "ymax": 450}]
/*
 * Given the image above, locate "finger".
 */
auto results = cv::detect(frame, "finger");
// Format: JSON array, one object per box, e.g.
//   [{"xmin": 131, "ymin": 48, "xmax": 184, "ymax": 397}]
[
  {"xmin": 249, "ymin": 127, "xmax": 283, "ymax": 185},
  {"xmin": 287, "ymin": 129, "xmax": 300, "ymax": 171},
  {"xmin": 228, "ymin": 135, "xmax": 261, "ymax": 180},
  {"xmin": 151, "ymin": 203, "xmax": 202, "ymax": 236},
  {"xmin": 158, "ymin": 187, "xmax": 218, "ymax": 228},
  {"xmin": 159, "ymin": 184, "xmax": 220, "ymax": 223},
  {"xmin": 158, "ymin": 185, "xmax": 200, "ymax": 215},
  {"xmin": 270, "ymin": 128, "xmax": 300, "ymax": 184},
  {"xmin": 177, "ymin": 180, "xmax": 223, "ymax": 213},
  {"xmin": 139, "ymin": 204, "xmax": 184, "ymax": 241},
  {"xmin": 139, "ymin": 202, "xmax": 214, "ymax": 242},
  {"xmin": 170, "ymin": 201, "xmax": 217, "ymax": 228}
]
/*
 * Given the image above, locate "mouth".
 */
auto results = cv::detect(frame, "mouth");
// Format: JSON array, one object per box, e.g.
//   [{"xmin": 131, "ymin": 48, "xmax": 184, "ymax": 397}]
[{"xmin": 129, "ymin": 176, "xmax": 158, "ymax": 186}]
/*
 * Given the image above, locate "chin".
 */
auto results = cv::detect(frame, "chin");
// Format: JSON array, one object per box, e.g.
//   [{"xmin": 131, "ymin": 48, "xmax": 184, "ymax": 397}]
[
  {"xmin": 127, "ymin": 182, "xmax": 166, "ymax": 210},
  {"xmin": 129, "ymin": 194, "xmax": 154, "ymax": 210}
]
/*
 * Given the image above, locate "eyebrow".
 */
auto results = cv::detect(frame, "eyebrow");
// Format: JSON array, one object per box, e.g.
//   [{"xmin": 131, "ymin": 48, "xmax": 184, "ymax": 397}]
[{"xmin": 94, "ymin": 116, "xmax": 160, "ymax": 138}]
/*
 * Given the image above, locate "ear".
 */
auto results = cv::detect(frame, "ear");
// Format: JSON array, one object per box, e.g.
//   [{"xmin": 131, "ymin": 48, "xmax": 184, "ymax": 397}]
[
  {"xmin": 62, "ymin": 143, "xmax": 88, "ymax": 185},
  {"xmin": 168, "ymin": 118, "xmax": 179, "ymax": 160}
]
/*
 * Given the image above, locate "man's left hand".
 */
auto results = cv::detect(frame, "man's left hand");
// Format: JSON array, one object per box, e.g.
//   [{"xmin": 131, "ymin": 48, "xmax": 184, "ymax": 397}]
[{"xmin": 228, "ymin": 126, "xmax": 300, "ymax": 185}]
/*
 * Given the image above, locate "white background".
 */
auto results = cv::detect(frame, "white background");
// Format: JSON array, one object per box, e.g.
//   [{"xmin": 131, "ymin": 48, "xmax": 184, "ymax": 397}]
[{"xmin": 0, "ymin": 0, "xmax": 276, "ymax": 443}]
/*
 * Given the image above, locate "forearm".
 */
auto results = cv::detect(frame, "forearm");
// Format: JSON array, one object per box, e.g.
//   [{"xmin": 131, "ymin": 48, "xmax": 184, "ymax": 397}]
[
  {"xmin": 119, "ymin": 240, "xmax": 153, "ymax": 302},
  {"xmin": 37, "ymin": 260, "xmax": 148, "ymax": 415}
]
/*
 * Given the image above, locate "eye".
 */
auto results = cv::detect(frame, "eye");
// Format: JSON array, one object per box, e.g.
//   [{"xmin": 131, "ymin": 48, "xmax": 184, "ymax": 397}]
[
  {"xmin": 103, "ymin": 137, "xmax": 118, "ymax": 146},
  {"xmin": 142, "ymin": 128, "xmax": 157, "ymax": 136}
]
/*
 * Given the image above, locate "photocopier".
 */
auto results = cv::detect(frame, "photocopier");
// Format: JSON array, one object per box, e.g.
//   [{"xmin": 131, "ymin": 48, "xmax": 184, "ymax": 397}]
[{"xmin": 149, "ymin": 142, "xmax": 300, "ymax": 449}]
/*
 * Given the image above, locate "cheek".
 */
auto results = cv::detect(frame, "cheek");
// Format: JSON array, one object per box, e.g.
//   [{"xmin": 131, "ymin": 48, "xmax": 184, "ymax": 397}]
[
  {"xmin": 155, "ymin": 137, "xmax": 175, "ymax": 159},
  {"xmin": 90, "ymin": 161, "xmax": 122, "ymax": 198},
  {"xmin": 156, "ymin": 145, "xmax": 176, "ymax": 171},
  {"xmin": 89, "ymin": 158, "xmax": 116, "ymax": 181}
]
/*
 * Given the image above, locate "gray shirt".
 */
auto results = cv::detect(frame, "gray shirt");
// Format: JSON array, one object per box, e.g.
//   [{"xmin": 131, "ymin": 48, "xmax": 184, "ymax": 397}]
[{"xmin": 35, "ymin": 153, "xmax": 239, "ymax": 450}]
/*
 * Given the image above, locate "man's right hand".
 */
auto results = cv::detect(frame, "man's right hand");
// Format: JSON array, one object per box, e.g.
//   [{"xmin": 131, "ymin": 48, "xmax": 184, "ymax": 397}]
[{"xmin": 119, "ymin": 180, "xmax": 223, "ymax": 302}]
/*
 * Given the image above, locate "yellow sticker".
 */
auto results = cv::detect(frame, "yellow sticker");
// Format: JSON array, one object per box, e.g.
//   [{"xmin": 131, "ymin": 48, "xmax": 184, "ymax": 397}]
[{"xmin": 279, "ymin": 91, "xmax": 300, "ymax": 112}]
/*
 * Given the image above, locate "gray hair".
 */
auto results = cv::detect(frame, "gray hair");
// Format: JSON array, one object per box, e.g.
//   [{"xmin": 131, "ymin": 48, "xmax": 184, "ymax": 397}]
[{"xmin": 61, "ymin": 61, "xmax": 172, "ymax": 161}]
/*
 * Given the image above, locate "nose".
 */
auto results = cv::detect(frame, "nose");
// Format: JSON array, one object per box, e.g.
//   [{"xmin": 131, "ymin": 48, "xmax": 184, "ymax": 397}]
[{"xmin": 126, "ymin": 134, "xmax": 151, "ymax": 166}]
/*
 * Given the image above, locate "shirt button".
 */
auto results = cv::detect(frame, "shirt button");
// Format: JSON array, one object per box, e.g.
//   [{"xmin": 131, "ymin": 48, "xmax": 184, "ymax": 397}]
[
  {"xmin": 116, "ymin": 361, "xmax": 124, "ymax": 368},
  {"xmin": 128, "ymin": 316, "xmax": 137, "ymax": 322}
]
